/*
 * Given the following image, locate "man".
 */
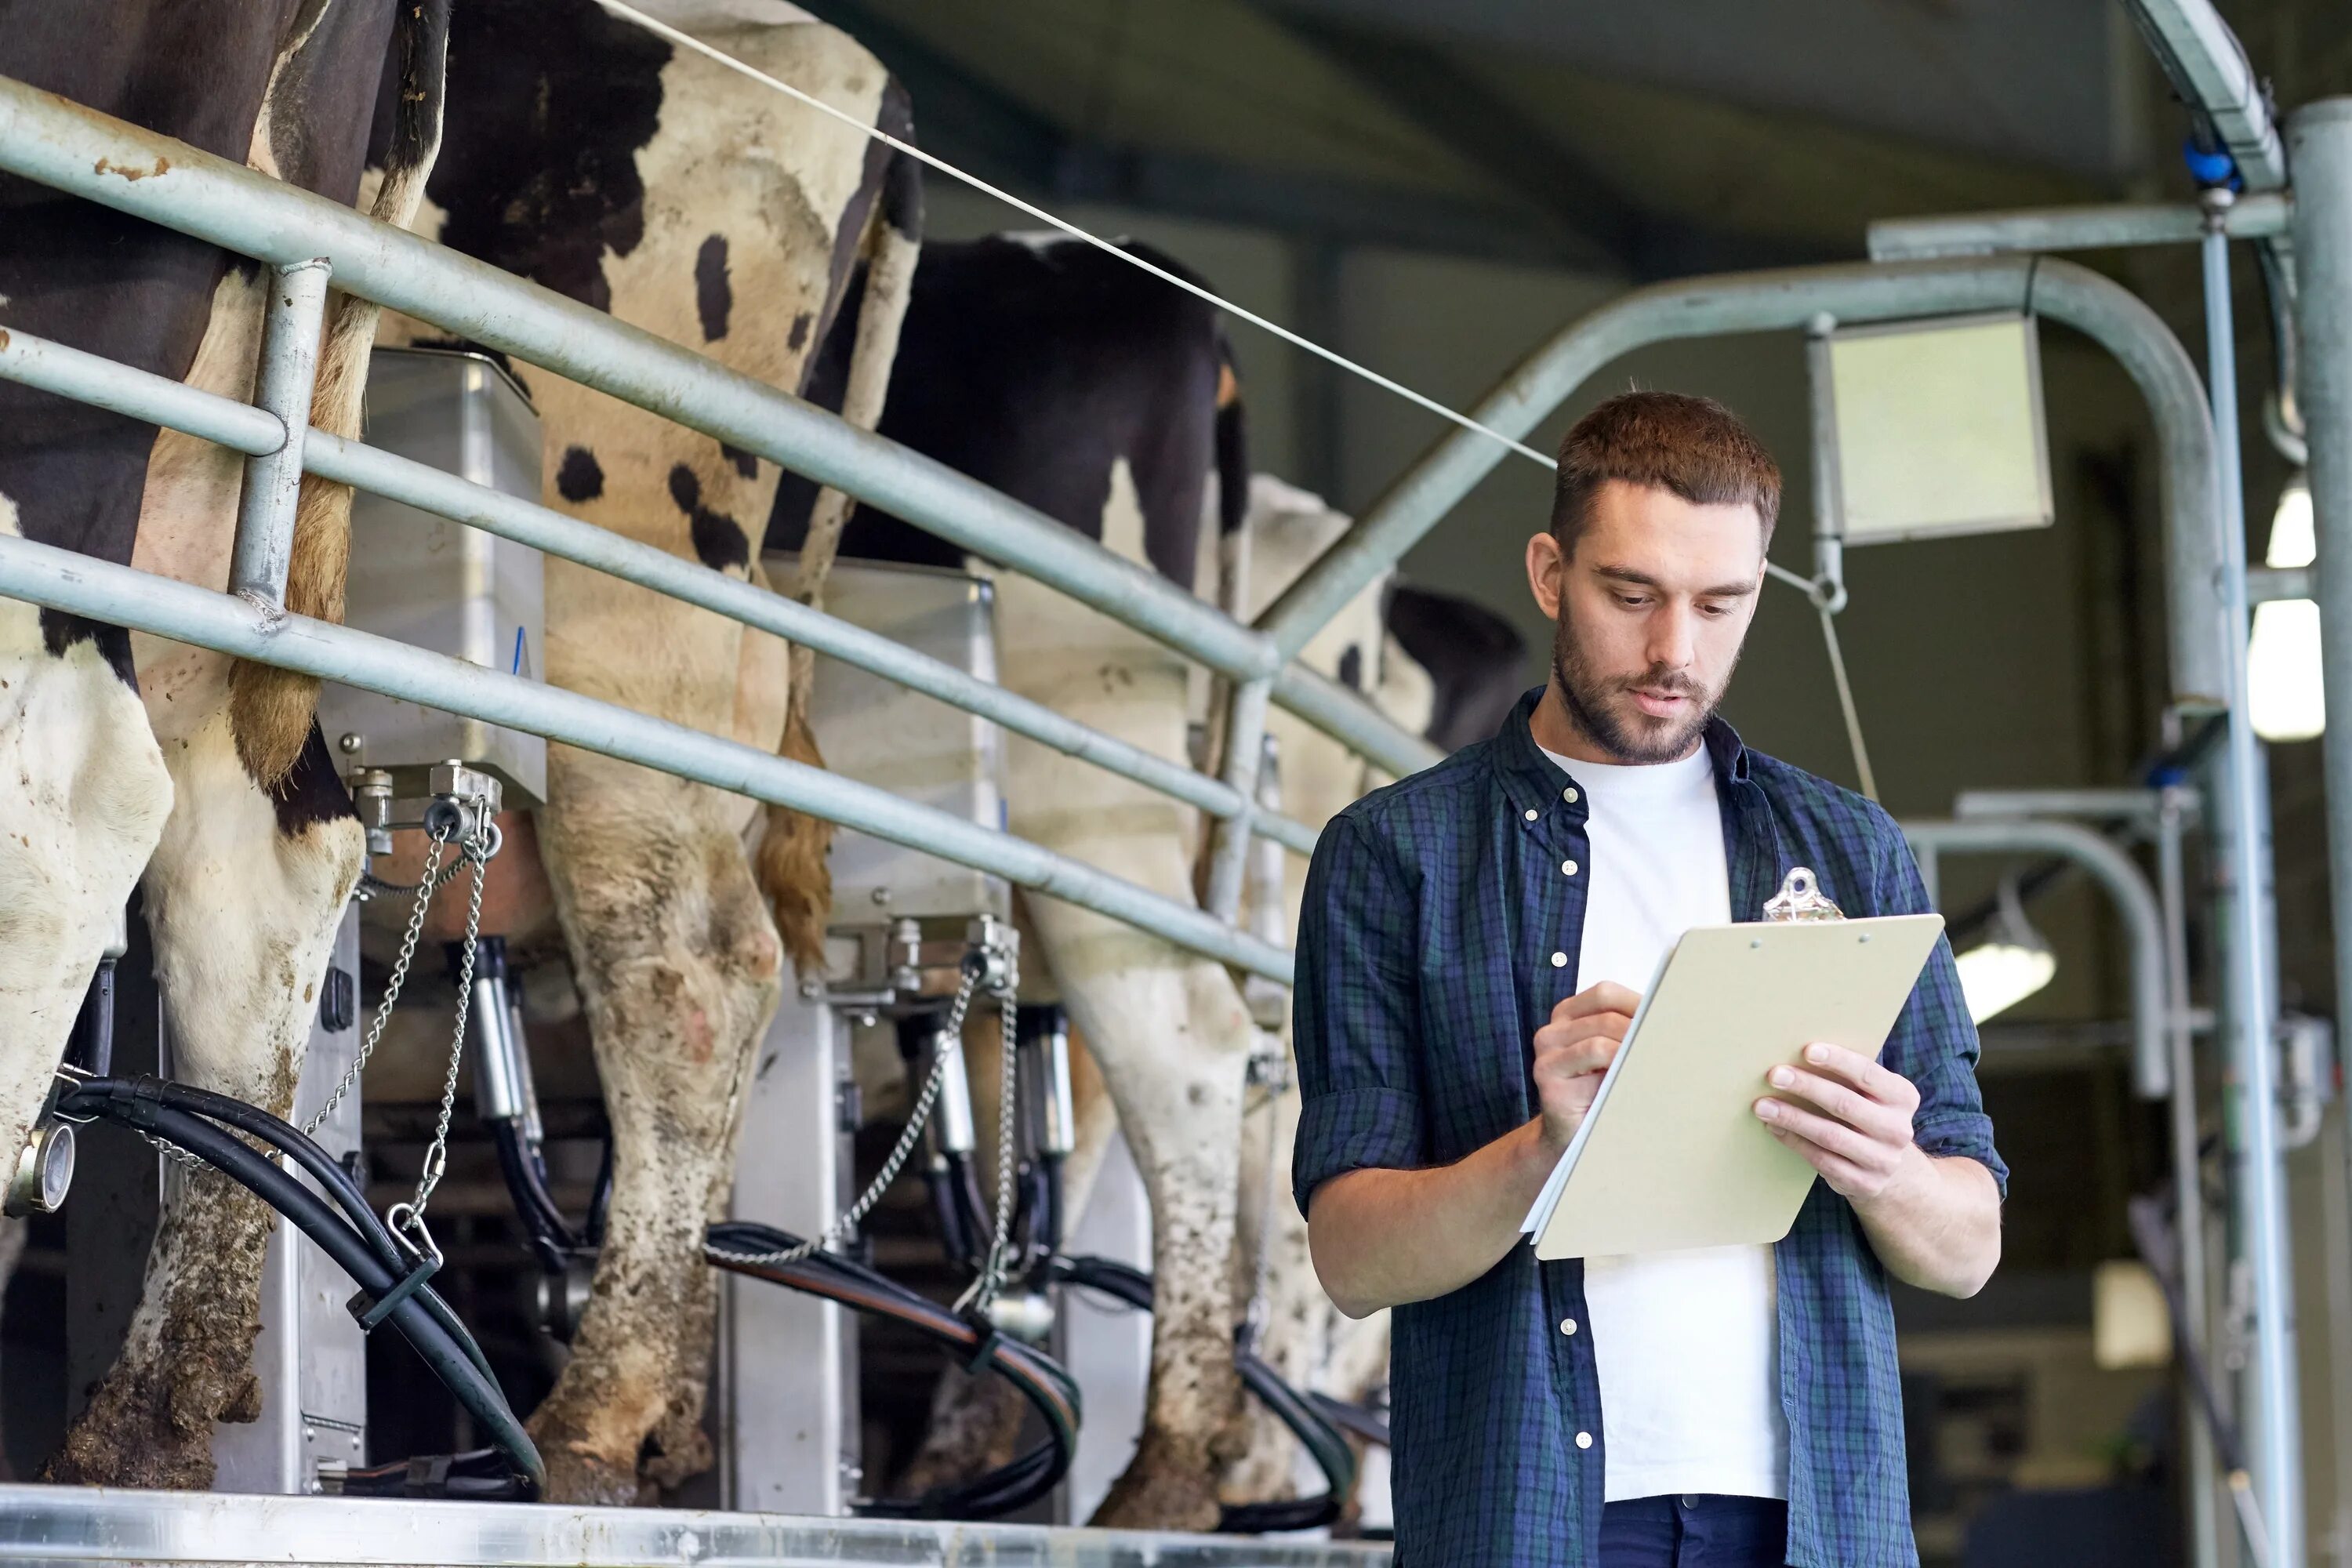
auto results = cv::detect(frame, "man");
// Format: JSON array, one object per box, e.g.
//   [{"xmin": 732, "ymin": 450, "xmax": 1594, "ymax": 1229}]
[{"xmin": 1294, "ymin": 391, "xmax": 2002, "ymax": 1568}]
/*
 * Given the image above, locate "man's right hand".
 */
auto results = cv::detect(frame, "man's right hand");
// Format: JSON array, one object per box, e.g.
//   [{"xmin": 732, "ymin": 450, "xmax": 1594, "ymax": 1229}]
[{"xmin": 1533, "ymin": 982, "xmax": 1641, "ymax": 1153}]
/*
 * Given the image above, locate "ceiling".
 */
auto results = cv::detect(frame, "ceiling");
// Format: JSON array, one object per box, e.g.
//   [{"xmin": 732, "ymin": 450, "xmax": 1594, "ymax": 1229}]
[{"xmin": 796, "ymin": 0, "xmax": 2145, "ymax": 280}]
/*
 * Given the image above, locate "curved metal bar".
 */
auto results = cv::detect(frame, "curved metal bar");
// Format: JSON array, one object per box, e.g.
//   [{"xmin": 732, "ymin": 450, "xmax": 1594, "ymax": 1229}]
[
  {"xmin": 1256, "ymin": 256, "xmax": 2227, "ymax": 715},
  {"xmin": 1899, "ymin": 818, "xmax": 2169, "ymax": 1102}
]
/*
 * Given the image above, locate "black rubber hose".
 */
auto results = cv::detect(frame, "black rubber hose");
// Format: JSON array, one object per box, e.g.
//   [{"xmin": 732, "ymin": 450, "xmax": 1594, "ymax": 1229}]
[
  {"xmin": 924, "ymin": 1159, "xmax": 979, "ymax": 1269},
  {"xmin": 944, "ymin": 1149, "xmax": 992, "ymax": 1269},
  {"xmin": 60, "ymin": 1085, "xmax": 543, "ymax": 1495},
  {"xmin": 1308, "ymin": 1392, "xmax": 1390, "ymax": 1448},
  {"xmin": 1050, "ymin": 1254, "xmax": 1353, "ymax": 1534},
  {"xmin": 339, "ymin": 1447, "xmax": 535, "ymax": 1501},
  {"xmin": 710, "ymin": 1220, "xmax": 1080, "ymax": 1519},
  {"xmin": 489, "ymin": 1118, "xmax": 576, "ymax": 1272},
  {"xmin": 87, "ymin": 1077, "xmax": 499, "ymax": 1390}
]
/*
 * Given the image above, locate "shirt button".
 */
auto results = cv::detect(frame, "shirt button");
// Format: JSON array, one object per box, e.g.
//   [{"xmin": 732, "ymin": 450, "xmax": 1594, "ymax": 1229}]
[
  {"xmin": 1559, "ymin": 1317, "xmax": 1577, "ymax": 1337},
  {"xmin": 1681, "ymin": 1494, "xmax": 1700, "ymax": 1510},
  {"xmin": 1523, "ymin": 808, "xmax": 1539, "ymax": 822},
  {"xmin": 1550, "ymin": 951, "xmax": 1567, "ymax": 968},
  {"xmin": 1563, "ymin": 787, "xmax": 1579, "ymax": 804},
  {"xmin": 1560, "ymin": 858, "xmax": 1579, "ymax": 877},
  {"xmin": 1575, "ymin": 1431, "xmax": 1594, "ymax": 1450}
]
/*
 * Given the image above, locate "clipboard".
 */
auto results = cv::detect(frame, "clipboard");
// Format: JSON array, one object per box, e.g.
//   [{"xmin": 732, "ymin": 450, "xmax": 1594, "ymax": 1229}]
[{"xmin": 1520, "ymin": 869, "xmax": 1944, "ymax": 1261}]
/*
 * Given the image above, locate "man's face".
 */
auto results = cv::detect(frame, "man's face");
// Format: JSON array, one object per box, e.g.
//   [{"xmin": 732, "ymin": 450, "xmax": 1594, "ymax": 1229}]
[{"xmin": 1526, "ymin": 479, "xmax": 1766, "ymax": 764}]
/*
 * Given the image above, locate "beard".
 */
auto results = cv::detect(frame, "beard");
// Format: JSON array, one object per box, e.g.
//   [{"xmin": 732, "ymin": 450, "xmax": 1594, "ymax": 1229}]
[{"xmin": 1551, "ymin": 607, "xmax": 1730, "ymax": 765}]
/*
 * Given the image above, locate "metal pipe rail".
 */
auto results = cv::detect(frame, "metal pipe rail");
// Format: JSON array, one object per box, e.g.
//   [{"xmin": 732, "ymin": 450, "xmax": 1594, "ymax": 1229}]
[
  {"xmin": 0, "ymin": 529, "xmax": 1291, "ymax": 983},
  {"xmin": 1901, "ymin": 818, "xmax": 2170, "ymax": 1103},
  {"xmin": 1867, "ymin": 194, "xmax": 2292, "ymax": 262},
  {"xmin": 1254, "ymin": 256, "xmax": 2229, "ymax": 717},
  {"xmin": 0, "ymin": 76, "xmax": 1436, "ymax": 783},
  {"xmin": 0, "ymin": 326, "xmax": 1317, "ymax": 859}
]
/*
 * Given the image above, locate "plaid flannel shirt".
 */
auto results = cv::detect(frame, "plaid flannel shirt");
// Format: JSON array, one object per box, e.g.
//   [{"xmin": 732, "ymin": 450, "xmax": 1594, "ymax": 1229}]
[{"xmin": 1293, "ymin": 688, "xmax": 2005, "ymax": 1568}]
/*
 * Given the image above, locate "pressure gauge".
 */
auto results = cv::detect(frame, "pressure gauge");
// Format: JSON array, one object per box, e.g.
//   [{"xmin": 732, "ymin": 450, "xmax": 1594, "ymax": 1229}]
[{"xmin": 5, "ymin": 1121, "xmax": 75, "ymax": 1218}]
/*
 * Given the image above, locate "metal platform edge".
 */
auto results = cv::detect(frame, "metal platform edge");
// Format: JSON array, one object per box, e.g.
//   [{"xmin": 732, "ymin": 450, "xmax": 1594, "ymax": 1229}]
[{"xmin": 0, "ymin": 1486, "xmax": 1394, "ymax": 1568}]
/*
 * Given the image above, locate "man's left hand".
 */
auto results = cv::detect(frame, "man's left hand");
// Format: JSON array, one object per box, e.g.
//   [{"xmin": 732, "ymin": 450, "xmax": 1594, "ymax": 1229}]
[{"xmin": 1754, "ymin": 1044, "xmax": 1923, "ymax": 1203}]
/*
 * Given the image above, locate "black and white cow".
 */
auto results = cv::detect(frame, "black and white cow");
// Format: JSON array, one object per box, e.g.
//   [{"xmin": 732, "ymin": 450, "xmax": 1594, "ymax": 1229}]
[
  {"xmin": 382, "ymin": 0, "xmax": 920, "ymax": 1504},
  {"xmin": 773, "ymin": 234, "xmax": 1527, "ymax": 1529},
  {"xmin": 0, "ymin": 0, "xmax": 448, "ymax": 1487},
  {"xmin": 770, "ymin": 232, "xmax": 1250, "ymax": 1528}
]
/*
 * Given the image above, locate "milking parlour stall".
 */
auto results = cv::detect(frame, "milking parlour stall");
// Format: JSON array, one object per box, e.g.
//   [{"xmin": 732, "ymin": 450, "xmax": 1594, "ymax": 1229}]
[{"xmin": 2, "ymin": 2, "xmax": 2351, "ymax": 1566}]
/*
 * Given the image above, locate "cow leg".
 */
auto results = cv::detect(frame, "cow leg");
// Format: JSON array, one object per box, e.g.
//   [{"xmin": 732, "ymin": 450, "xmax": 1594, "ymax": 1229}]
[
  {"xmin": 0, "ymin": 598, "xmax": 174, "ymax": 1178},
  {"xmin": 48, "ymin": 713, "xmax": 359, "ymax": 1487},
  {"xmin": 990, "ymin": 525, "xmax": 1254, "ymax": 1531},
  {"xmin": 528, "ymin": 752, "xmax": 782, "ymax": 1504}
]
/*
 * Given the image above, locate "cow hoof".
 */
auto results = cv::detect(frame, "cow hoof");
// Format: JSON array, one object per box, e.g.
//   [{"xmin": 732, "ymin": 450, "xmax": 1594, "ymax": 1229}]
[
  {"xmin": 1091, "ymin": 1458, "xmax": 1225, "ymax": 1534},
  {"xmin": 536, "ymin": 1445, "xmax": 648, "ymax": 1507},
  {"xmin": 42, "ymin": 1370, "xmax": 234, "ymax": 1491}
]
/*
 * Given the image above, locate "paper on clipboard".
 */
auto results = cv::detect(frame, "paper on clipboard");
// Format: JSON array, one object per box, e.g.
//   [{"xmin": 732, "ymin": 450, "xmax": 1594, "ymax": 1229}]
[{"xmin": 1519, "ymin": 869, "xmax": 1944, "ymax": 1260}]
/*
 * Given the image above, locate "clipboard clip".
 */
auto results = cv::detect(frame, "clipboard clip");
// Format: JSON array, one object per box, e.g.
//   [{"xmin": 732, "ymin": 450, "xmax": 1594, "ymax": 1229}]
[{"xmin": 1762, "ymin": 866, "xmax": 1846, "ymax": 923}]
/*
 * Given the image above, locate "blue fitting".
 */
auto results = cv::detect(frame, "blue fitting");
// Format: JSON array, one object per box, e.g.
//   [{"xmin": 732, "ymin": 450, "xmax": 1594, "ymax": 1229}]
[{"xmin": 2183, "ymin": 137, "xmax": 2242, "ymax": 192}]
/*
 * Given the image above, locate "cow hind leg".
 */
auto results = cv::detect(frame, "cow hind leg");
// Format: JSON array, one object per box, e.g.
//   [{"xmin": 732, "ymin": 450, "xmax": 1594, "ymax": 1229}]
[
  {"xmin": 993, "ymin": 554, "xmax": 1256, "ymax": 1531},
  {"xmin": 529, "ymin": 755, "xmax": 782, "ymax": 1505},
  {"xmin": 0, "ymin": 609, "xmax": 173, "ymax": 1177},
  {"xmin": 47, "ymin": 719, "xmax": 359, "ymax": 1488}
]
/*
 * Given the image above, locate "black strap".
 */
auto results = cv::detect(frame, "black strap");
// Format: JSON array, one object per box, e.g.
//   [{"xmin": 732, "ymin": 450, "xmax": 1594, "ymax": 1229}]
[{"xmin": 350, "ymin": 1251, "xmax": 442, "ymax": 1332}]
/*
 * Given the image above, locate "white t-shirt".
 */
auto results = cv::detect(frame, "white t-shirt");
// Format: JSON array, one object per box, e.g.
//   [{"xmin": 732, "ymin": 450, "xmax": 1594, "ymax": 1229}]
[{"xmin": 1539, "ymin": 741, "xmax": 1788, "ymax": 1504}]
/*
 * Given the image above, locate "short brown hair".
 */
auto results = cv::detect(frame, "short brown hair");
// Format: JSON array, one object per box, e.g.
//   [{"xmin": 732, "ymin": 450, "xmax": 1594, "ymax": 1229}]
[{"xmin": 1550, "ymin": 390, "xmax": 1780, "ymax": 556}]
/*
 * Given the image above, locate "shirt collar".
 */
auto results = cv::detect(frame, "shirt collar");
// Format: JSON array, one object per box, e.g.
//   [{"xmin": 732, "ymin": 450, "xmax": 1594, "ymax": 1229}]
[{"xmin": 1491, "ymin": 684, "xmax": 1751, "ymax": 820}]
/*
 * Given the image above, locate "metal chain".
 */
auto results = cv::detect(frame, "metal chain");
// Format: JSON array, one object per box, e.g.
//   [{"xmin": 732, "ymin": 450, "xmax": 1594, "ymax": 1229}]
[
  {"xmin": 954, "ymin": 992, "xmax": 1022, "ymax": 1313},
  {"xmin": 306, "ymin": 832, "xmax": 448, "ymax": 1138},
  {"xmin": 1240, "ymin": 1037, "xmax": 1290, "ymax": 1345},
  {"xmin": 408, "ymin": 844, "xmax": 488, "ymax": 1218},
  {"xmin": 706, "ymin": 961, "xmax": 985, "ymax": 1269}
]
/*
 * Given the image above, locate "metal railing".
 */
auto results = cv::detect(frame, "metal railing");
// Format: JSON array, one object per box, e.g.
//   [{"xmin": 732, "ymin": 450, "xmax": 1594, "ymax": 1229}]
[{"xmin": 0, "ymin": 77, "xmax": 1456, "ymax": 984}]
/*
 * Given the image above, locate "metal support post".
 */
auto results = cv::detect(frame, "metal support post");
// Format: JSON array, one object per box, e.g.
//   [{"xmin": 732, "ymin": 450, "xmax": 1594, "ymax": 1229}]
[
  {"xmin": 2202, "ymin": 192, "xmax": 2303, "ymax": 1568},
  {"xmin": 2291, "ymin": 96, "xmax": 2352, "ymax": 1203},
  {"xmin": 720, "ymin": 985, "xmax": 859, "ymax": 1515},
  {"xmin": 1204, "ymin": 678, "xmax": 1272, "ymax": 924},
  {"xmin": 230, "ymin": 258, "xmax": 330, "ymax": 606},
  {"xmin": 2161, "ymin": 787, "xmax": 2223, "ymax": 1568}
]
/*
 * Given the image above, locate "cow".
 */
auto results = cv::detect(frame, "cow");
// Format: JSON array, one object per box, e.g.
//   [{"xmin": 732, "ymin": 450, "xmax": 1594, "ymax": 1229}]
[
  {"xmin": 773, "ymin": 232, "xmax": 1529, "ymax": 1527},
  {"xmin": 768, "ymin": 231, "xmax": 1253, "ymax": 1527},
  {"xmin": 858, "ymin": 459, "xmax": 1524, "ymax": 1521},
  {"xmin": 376, "ymin": 0, "xmax": 920, "ymax": 1503},
  {"xmin": 0, "ymin": 0, "xmax": 450, "ymax": 1487},
  {"xmin": 1219, "ymin": 477, "xmax": 1528, "ymax": 1514}
]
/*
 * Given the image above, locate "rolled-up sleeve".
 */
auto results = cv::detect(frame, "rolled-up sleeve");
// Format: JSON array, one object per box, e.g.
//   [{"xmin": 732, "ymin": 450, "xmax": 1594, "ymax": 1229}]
[
  {"xmin": 1867, "ymin": 804, "xmax": 2009, "ymax": 1199},
  {"xmin": 1291, "ymin": 813, "xmax": 1427, "ymax": 1214}
]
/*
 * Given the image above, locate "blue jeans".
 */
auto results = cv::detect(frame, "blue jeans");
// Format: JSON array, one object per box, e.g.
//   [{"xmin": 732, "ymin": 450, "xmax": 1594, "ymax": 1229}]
[{"xmin": 1598, "ymin": 1495, "xmax": 1790, "ymax": 1567}]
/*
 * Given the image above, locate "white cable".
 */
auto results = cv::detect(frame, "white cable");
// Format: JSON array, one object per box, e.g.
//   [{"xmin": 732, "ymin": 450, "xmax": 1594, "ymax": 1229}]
[
  {"xmin": 1815, "ymin": 603, "xmax": 1879, "ymax": 803},
  {"xmin": 588, "ymin": 0, "xmax": 1556, "ymax": 470}
]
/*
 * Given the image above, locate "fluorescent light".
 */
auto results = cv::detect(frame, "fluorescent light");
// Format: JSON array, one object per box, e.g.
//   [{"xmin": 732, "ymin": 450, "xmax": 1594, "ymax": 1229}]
[
  {"xmin": 2252, "ymin": 477, "xmax": 2325, "ymax": 742},
  {"xmin": 1955, "ymin": 940, "xmax": 2057, "ymax": 1023}
]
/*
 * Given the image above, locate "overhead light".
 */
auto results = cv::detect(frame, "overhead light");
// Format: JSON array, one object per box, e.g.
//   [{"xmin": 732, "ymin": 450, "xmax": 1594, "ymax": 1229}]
[
  {"xmin": 1954, "ymin": 877, "xmax": 2056, "ymax": 1024},
  {"xmin": 2250, "ymin": 477, "xmax": 2324, "ymax": 742}
]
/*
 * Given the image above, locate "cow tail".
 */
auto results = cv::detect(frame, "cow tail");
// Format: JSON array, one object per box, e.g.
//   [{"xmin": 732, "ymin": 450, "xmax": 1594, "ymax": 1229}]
[
  {"xmin": 1211, "ymin": 334, "xmax": 1251, "ymax": 619},
  {"xmin": 230, "ymin": 0, "xmax": 452, "ymax": 788},
  {"xmin": 757, "ymin": 92, "xmax": 923, "ymax": 976}
]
